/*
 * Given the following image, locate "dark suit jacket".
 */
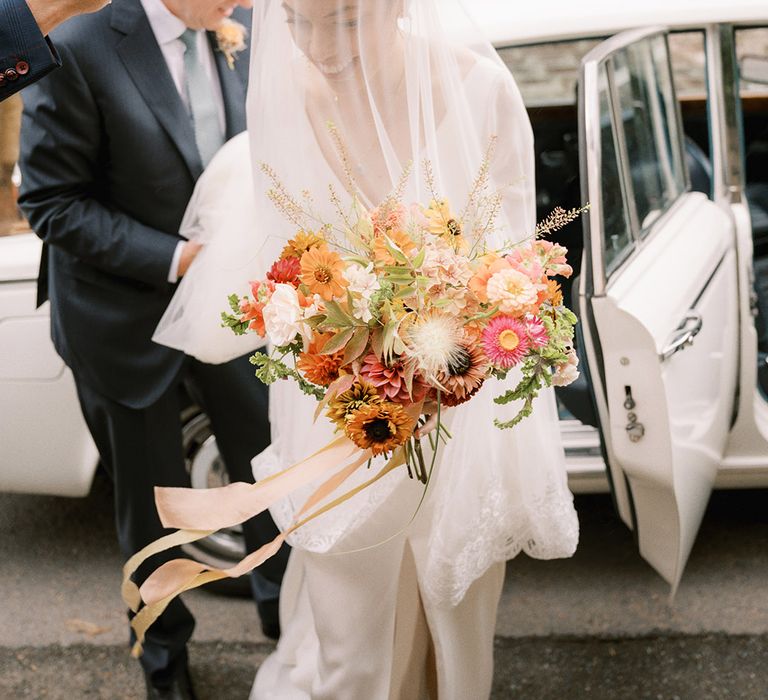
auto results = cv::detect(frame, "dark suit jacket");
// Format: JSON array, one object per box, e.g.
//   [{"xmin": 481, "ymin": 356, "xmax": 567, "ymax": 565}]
[
  {"xmin": 18, "ymin": 0, "xmax": 251, "ymax": 409},
  {"xmin": 0, "ymin": 0, "xmax": 61, "ymax": 99}
]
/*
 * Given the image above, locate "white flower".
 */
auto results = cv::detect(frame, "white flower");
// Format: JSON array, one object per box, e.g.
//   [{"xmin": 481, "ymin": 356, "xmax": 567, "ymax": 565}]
[
  {"xmin": 552, "ymin": 350, "xmax": 580, "ymax": 387},
  {"xmin": 262, "ymin": 284, "xmax": 303, "ymax": 347},
  {"xmin": 352, "ymin": 296, "xmax": 374, "ymax": 323},
  {"xmin": 486, "ymin": 268, "xmax": 539, "ymax": 315},
  {"xmin": 435, "ymin": 286, "xmax": 469, "ymax": 315},
  {"xmin": 345, "ymin": 262, "xmax": 379, "ymax": 298},
  {"xmin": 404, "ymin": 311, "xmax": 465, "ymax": 379},
  {"xmin": 421, "ymin": 237, "xmax": 472, "ymax": 288}
]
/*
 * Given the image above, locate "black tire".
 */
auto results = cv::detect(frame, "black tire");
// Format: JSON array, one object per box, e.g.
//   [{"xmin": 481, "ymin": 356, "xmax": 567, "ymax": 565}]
[{"xmin": 179, "ymin": 405, "xmax": 252, "ymax": 597}]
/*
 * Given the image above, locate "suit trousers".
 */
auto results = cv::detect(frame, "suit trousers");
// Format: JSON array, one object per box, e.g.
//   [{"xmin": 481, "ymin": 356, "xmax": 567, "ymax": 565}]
[{"xmin": 73, "ymin": 353, "xmax": 287, "ymax": 682}]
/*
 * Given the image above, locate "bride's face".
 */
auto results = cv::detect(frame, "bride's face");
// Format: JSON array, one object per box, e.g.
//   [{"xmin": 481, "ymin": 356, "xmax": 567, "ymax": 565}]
[{"xmin": 282, "ymin": 0, "xmax": 402, "ymax": 82}]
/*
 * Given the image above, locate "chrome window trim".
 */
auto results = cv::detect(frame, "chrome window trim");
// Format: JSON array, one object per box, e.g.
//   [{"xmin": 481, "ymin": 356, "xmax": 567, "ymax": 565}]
[
  {"xmin": 582, "ymin": 25, "xmax": 698, "ymax": 295},
  {"xmin": 607, "ymin": 58, "xmax": 641, "ymax": 241}
]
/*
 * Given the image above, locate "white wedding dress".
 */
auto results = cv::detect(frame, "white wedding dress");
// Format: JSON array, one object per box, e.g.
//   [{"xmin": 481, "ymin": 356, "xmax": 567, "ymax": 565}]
[{"xmin": 154, "ymin": 2, "xmax": 579, "ymax": 697}]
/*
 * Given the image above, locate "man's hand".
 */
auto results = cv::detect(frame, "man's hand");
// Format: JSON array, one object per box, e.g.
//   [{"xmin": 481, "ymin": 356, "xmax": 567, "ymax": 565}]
[
  {"xmin": 178, "ymin": 241, "xmax": 203, "ymax": 278},
  {"xmin": 25, "ymin": 0, "xmax": 110, "ymax": 36}
]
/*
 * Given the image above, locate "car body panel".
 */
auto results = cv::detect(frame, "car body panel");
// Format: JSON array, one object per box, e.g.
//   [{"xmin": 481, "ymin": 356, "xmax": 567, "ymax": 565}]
[
  {"xmin": 0, "ymin": 237, "xmax": 99, "ymax": 496},
  {"xmin": 470, "ymin": 0, "xmax": 768, "ymax": 47},
  {"xmin": 578, "ymin": 29, "xmax": 741, "ymax": 588}
]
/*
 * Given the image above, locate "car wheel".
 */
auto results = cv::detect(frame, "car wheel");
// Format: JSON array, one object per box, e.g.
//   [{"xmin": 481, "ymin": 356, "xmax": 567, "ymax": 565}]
[{"xmin": 180, "ymin": 405, "xmax": 252, "ymax": 597}]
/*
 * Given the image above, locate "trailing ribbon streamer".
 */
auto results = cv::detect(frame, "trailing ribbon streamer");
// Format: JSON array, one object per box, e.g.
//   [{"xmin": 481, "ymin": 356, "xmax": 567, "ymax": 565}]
[
  {"xmin": 155, "ymin": 434, "xmax": 357, "ymax": 530},
  {"xmin": 127, "ymin": 442, "xmax": 406, "ymax": 656},
  {"xmin": 121, "ymin": 434, "xmax": 357, "ymax": 613}
]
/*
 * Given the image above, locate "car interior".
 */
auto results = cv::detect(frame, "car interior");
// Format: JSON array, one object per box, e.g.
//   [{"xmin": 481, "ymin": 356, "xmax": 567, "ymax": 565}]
[{"xmin": 499, "ymin": 27, "xmax": 768, "ymax": 429}]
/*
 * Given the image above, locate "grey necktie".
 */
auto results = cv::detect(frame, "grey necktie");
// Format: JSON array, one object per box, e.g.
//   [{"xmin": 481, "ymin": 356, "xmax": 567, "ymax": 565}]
[{"xmin": 179, "ymin": 29, "xmax": 224, "ymax": 168}]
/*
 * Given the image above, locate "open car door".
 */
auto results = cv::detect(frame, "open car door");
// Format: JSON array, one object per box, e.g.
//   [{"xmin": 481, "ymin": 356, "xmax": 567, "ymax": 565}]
[{"xmin": 577, "ymin": 27, "xmax": 740, "ymax": 591}]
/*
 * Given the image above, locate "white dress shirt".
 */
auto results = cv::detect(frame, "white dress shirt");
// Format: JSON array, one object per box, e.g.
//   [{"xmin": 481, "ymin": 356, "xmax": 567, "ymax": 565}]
[{"xmin": 139, "ymin": 0, "xmax": 226, "ymax": 282}]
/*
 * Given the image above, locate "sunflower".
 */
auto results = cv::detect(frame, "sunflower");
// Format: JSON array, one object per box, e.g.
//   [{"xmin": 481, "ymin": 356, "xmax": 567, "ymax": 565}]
[
  {"xmin": 300, "ymin": 245, "xmax": 349, "ymax": 301},
  {"xmin": 280, "ymin": 230, "xmax": 324, "ymax": 261},
  {"xmin": 296, "ymin": 333, "xmax": 345, "ymax": 386},
  {"xmin": 434, "ymin": 342, "xmax": 488, "ymax": 406},
  {"xmin": 326, "ymin": 380, "xmax": 382, "ymax": 429},
  {"xmin": 344, "ymin": 401, "xmax": 416, "ymax": 456}
]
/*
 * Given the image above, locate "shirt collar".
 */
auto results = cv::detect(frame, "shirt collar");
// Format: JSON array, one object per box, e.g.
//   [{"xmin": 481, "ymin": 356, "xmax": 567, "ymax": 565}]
[{"xmin": 140, "ymin": 0, "xmax": 191, "ymax": 45}]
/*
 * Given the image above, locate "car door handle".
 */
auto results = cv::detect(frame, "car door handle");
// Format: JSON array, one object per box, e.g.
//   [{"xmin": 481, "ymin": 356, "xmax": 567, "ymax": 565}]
[{"xmin": 660, "ymin": 311, "xmax": 703, "ymax": 361}]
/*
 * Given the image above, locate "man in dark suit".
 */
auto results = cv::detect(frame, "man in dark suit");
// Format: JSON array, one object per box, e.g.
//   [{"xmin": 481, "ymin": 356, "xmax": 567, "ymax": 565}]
[
  {"xmin": 18, "ymin": 1, "xmax": 287, "ymax": 698},
  {"xmin": 0, "ymin": 0, "xmax": 108, "ymax": 100}
]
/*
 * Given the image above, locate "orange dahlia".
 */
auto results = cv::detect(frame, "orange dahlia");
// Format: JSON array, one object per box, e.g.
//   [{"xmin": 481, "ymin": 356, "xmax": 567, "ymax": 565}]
[
  {"xmin": 280, "ymin": 230, "xmax": 324, "ymax": 261},
  {"xmin": 541, "ymin": 279, "xmax": 564, "ymax": 308},
  {"xmin": 344, "ymin": 401, "xmax": 416, "ymax": 456},
  {"xmin": 296, "ymin": 333, "xmax": 345, "ymax": 387},
  {"xmin": 300, "ymin": 245, "xmax": 348, "ymax": 301},
  {"xmin": 373, "ymin": 229, "xmax": 417, "ymax": 266}
]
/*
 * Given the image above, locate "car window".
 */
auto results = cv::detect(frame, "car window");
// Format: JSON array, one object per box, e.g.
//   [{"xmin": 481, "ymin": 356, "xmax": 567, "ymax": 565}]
[
  {"xmin": 610, "ymin": 36, "xmax": 686, "ymax": 235},
  {"xmin": 598, "ymin": 63, "xmax": 634, "ymax": 273}
]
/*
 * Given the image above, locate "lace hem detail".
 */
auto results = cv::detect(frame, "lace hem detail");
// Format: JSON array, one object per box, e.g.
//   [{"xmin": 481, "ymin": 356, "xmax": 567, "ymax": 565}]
[{"xmin": 422, "ymin": 477, "xmax": 579, "ymax": 608}]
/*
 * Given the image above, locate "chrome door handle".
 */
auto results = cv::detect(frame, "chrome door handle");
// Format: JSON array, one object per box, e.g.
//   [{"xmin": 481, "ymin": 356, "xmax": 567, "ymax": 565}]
[{"xmin": 660, "ymin": 311, "xmax": 703, "ymax": 361}]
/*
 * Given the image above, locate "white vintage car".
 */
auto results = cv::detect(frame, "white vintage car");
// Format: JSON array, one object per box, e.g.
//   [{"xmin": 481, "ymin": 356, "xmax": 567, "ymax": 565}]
[{"xmin": 3, "ymin": 0, "xmax": 768, "ymax": 591}]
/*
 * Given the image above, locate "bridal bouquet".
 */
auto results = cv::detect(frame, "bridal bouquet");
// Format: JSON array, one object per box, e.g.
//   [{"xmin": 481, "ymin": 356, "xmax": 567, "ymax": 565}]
[
  {"xmin": 122, "ymin": 141, "xmax": 584, "ymax": 654},
  {"xmin": 222, "ymin": 148, "xmax": 583, "ymax": 481}
]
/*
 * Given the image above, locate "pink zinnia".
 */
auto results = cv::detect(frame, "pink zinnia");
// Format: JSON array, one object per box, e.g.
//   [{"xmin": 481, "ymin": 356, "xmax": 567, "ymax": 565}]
[
  {"xmin": 267, "ymin": 257, "xmax": 301, "ymax": 286},
  {"xmin": 526, "ymin": 317, "xmax": 550, "ymax": 349},
  {"xmin": 360, "ymin": 354, "xmax": 428, "ymax": 404},
  {"xmin": 482, "ymin": 316, "xmax": 531, "ymax": 369}
]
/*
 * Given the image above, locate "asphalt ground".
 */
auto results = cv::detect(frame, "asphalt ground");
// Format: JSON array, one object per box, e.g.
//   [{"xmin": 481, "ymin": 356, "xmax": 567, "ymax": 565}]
[
  {"xmin": 1, "ymin": 474, "xmax": 767, "ymax": 698},
  {"xmin": 2, "ymin": 636, "xmax": 767, "ymax": 699}
]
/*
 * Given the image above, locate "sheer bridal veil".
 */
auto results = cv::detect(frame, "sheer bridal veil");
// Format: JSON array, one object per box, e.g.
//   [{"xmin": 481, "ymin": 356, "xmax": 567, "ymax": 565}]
[{"xmin": 154, "ymin": 0, "xmax": 578, "ymax": 607}]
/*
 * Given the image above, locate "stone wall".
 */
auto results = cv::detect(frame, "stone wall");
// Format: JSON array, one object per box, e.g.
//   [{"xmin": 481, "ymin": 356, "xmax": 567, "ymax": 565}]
[{"xmin": 500, "ymin": 28, "xmax": 768, "ymax": 106}]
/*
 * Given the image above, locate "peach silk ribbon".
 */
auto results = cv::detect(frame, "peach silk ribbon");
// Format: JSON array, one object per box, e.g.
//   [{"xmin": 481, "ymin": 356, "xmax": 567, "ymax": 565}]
[{"xmin": 122, "ymin": 435, "xmax": 406, "ymax": 656}]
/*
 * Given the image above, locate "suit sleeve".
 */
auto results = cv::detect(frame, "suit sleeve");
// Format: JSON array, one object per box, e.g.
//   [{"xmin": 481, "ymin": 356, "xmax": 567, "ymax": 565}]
[
  {"xmin": 17, "ymin": 40, "xmax": 180, "ymax": 286},
  {"xmin": 0, "ymin": 0, "xmax": 61, "ymax": 100}
]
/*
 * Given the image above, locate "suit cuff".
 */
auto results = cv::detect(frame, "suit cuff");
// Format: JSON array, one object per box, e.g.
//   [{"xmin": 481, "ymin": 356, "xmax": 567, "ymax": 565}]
[
  {"xmin": 0, "ymin": 1, "xmax": 61, "ymax": 96},
  {"xmin": 168, "ymin": 240, "xmax": 185, "ymax": 283}
]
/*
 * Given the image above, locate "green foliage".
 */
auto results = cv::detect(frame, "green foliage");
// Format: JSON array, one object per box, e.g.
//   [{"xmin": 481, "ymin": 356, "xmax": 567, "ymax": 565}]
[
  {"xmin": 249, "ymin": 353, "xmax": 326, "ymax": 400},
  {"xmin": 221, "ymin": 294, "xmax": 250, "ymax": 336}
]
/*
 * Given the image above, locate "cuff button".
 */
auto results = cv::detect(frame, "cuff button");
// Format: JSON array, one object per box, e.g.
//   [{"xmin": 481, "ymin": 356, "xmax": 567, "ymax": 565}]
[
  {"xmin": 4, "ymin": 69, "xmax": 19, "ymax": 81},
  {"xmin": 15, "ymin": 61, "xmax": 30, "ymax": 75}
]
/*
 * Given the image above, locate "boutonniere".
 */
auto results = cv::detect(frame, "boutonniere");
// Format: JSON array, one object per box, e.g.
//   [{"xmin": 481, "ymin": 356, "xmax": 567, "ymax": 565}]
[{"xmin": 216, "ymin": 19, "xmax": 248, "ymax": 70}]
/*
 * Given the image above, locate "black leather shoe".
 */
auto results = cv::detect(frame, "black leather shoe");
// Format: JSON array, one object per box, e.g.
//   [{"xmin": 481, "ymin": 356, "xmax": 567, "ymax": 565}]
[
  {"xmin": 144, "ymin": 663, "xmax": 197, "ymax": 700},
  {"xmin": 258, "ymin": 598, "xmax": 281, "ymax": 641}
]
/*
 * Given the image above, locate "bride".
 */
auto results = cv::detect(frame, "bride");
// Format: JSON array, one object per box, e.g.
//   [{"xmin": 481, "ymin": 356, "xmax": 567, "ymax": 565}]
[{"xmin": 155, "ymin": 0, "xmax": 579, "ymax": 697}]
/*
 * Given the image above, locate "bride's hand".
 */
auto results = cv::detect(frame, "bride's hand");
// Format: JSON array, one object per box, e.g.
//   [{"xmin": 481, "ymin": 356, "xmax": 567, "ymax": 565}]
[{"xmin": 178, "ymin": 241, "xmax": 203, "ymax": 277}]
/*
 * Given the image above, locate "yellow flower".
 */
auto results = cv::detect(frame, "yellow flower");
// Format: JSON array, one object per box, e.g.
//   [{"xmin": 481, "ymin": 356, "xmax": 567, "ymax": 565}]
[
  {"xmin": 344, "ymin": 401, "xmax": 416, "ymax": 456},
  {"xmin": 300, "ymin": 245, "xmax": 349, "ymax": 301},
  {"xmin": 425, "ymin": 199, "xmax": 462, "ymax": 237},
  {"xmin": 280, "ymin": 230, "xmax": 324, "ymax": 261}
]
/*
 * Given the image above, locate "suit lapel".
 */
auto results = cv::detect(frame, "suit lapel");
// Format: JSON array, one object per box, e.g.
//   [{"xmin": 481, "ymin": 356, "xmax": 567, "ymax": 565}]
[
  {"xmin": 208, "ymin": 32, "xmax": 247, "ymax": 139},
  {"xmin": 112, "ymin": 0, "xmax": 204, "ymax": 179}
]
